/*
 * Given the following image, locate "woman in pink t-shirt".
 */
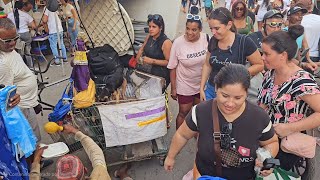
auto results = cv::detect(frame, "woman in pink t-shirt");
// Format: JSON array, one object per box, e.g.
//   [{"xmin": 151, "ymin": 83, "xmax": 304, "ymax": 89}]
[{"xmin": 167, "ymin": 14, "xmax": 208, "ymax": 129}]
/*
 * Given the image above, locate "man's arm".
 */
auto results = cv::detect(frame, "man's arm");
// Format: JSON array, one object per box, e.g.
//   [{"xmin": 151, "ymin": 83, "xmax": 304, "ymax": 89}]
[
  {"xmin": 0, "ymin": 62, "xmax": 13, "ymax": 86},
  {"xmin": 63, "ymin": 125, "xmax": 111, "ymax": 180},
  {"xmin": 29, "ymin": 146, "xmax": 48, "ymax": 180}
]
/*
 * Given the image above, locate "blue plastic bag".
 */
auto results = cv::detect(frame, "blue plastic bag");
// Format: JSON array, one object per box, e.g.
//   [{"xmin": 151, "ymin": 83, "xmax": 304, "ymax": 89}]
[
  {"xmin": 48, "ymin": 79, "xmax": 73, "ymax": 122},
  {"xmin": 197, "ymin": 176, "xmax": 226, "ymax": 180},
  {"xmin": 0, "ymin": 85, "xmax": 37, "ymax": 158}
]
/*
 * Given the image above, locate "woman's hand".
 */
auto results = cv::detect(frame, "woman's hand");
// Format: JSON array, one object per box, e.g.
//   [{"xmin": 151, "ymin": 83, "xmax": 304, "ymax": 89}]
[
  {"xmin": 305, "ymin": 61, "xmax": 317, "ymax": 72},
  {"xmin": 200, "ymin": 89, "xmax": 206, "ymax": 101},
  {"xmin": 72, "ymin": 27, "xmax": 76, "ymax": 32},
  {"xmin": 273, "ymin": 123, "xmax": 293, "ymax": 138},
  {"xmin": 164, "ymin": 156, "xmax": 175, "ymax": 172},
  {"xmin": 143, "ymin": 57, "xmax": 154, "ymax": 65},
  {"xmin": 255, "ymin": 159, "xmax": 274, "ymax": 177},
  {"xmin": 171, "ymin": 88, "xmax": 177, "ymax": 100}
]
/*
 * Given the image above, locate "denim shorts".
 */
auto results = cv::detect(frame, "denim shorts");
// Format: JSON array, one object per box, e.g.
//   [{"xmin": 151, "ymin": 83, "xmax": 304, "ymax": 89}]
[{"xmin": 205, "ymin": 82, "xmax": 216, "ymax": 100}]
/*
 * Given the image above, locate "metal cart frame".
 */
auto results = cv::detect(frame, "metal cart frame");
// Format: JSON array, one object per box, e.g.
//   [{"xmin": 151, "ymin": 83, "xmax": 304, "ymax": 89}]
[{"xmin": 50, "ymin": 103, "xmax": 168, "ymax": 167}]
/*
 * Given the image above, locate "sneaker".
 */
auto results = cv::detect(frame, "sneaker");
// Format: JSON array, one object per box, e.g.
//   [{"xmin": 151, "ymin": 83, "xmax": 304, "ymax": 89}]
[
  {"xmin": 53, "ymin": 62, "xmax": 61, "ymax": 66},
  {"xmin": 63, "ymin": 59, "xmax": 68, "ymax": 63}
]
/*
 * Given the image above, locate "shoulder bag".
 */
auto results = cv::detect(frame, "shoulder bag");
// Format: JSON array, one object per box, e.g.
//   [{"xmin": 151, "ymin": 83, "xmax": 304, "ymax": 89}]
[{"xmin": 280, "ymin": 132, "xmax": 316, "ymax": 158}]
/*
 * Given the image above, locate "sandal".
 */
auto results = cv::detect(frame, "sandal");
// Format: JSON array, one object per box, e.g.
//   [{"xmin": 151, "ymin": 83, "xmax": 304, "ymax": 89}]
[
  {"xmin": 114, "ymin": 170, "xmax": 133, "ymax": 180},
  {"xmin": 114, "ymin": 170, "xmax": 120, "ymax": 178}
]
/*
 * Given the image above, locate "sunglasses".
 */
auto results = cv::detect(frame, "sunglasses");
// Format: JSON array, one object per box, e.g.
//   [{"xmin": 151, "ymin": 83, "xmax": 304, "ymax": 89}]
[
  {"xmin": 235, "ymin": 7, "xmax": 244, "ymax": 11},
  {"xmin": 0, "ymin": 35, "xmax": 20, "ymax": 44},
  {"xmin": 220, "ymin": 123, "xmax": 232, "ymax": 149},
  {"xmin": 148, "ymin": 14, "xmax": 161, "ymax": 21},
  {"xmin": 186, "ymin": 14, "xmax": 201, "ymax": 21},
  {"xmin": 266, "ymin": 22, "xmax": 283, "ymax": 28}
]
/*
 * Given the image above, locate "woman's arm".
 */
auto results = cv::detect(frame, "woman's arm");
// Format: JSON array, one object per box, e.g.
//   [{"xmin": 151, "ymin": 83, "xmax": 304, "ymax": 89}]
[
  {"xmin": 302, "ymin": 36, "xmax": 315, "ymax": 65},
  {"xmin": 257, "ymin": 134, "xmax": 279, "ymax": 177},
  {"xmin": 136, "ymin": 35, "xmax": 150, "ymax": 60},
  {"xmin": 273, "ymin": 93, "xmax": 320, "ymax": 137},
  {"xmin": 143, "ymin": 39, "xmax": 172, "ymax": 66},
  {"xmin": 71, "ymin": 7, "xmax": 78, "ymax": 31},
  {"xmin": 28, "ymin": 20, "xmax": 37, "ymax": 30},
  {"xmin": 170, "ymin": 68, "xmax": 178, "ymax": 100},
  {"xmin": 247, "ymin": 50, "xmax": 264, "ymax": 76},
  {"xmin": 250, "ymin": 18, "xmax": 254, "ymax": 32},
  {"xmin": 200, "ymin": 52, "xmax": 212, "ymax": 101},
  {"xmin": 41, "ymin": 14, "xmax": 49, "ymax": 33},
  {"xmin": 254, "ymin": 4, "xmax": 260, "ymax": 14},
  {"xmin": 259, "ymin": 134, "xmax": 279, "ymax": 158},
  {"xmin": 164, "ymin": 121, "xmax": 198, "ymax": 171}
]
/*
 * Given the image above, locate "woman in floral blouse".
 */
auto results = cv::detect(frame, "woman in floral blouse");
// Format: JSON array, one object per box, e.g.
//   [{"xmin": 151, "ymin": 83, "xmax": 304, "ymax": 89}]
[{"xmin": 258, "ymin": 25, "xmax": 320, "ymax": 170}]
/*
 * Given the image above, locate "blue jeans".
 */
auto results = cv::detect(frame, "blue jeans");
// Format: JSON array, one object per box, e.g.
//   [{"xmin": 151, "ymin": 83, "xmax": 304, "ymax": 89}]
[
  {"xmin": 48, "ymin": 32, "xmax": 67, "ymax": 63},
  {"xmin": 67, "ymin": 18, "xmax": 79, "ymax": 48},
  {"xmin": 310, "ymin": 56, "xmax": 320, "ymax": 62},
  {"xmin": 205, "ymin": 82, "xmax": 216, "ymax": 100}
]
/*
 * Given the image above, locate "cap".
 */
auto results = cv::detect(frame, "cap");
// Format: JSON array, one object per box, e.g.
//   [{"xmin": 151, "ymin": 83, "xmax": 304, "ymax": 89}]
[
  {"xmin": 56, "ymin": 154, "xmax": 85, "ymax": 180},
  {"xmin": 287, "ymin": 6, "xmax": 308, "ymax": 16},
  {"xmin": 263, "ymin": 10, "xmax": 284, "ymax": 21}
]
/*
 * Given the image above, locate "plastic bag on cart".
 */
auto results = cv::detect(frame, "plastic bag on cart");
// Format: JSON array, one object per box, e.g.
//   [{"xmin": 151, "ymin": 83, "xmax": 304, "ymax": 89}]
[
  {"xmin": 73, "ymin": 79, "xmax": 95, "ymax": 109},
  {"xmin": 93, "ymin": 66, "xmax": 124, "ymax": 99},
  {"xmin": 88, "ymin": 44, "xmax": 121, "ymax": 75},
  {"xmin": 129, "ymin": 71, "xmax": 164, "ymax": 99},
  {"xmin": 0, "ymin": 85, "xmax": 37, "ymax": 158},
  {"xmin": 97, "ymin": 95, "xmax": 167, "ymax": 147},
  {"xmin": 48, "ymin": 80, "xmax": 73, "ymax": 122}
]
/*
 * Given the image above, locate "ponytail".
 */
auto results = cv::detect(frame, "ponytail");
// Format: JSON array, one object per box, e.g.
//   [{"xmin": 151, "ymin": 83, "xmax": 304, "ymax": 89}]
[
  {"xmin": 288, "ymin": 25, "xmax": 304, "ymax": 41},
  {"xmin": 13, "ymin": 1, "xmax": 24, "ymax": 30},
  {"xmin": 14, "ymin": 8, "xmax": 19, "ymax": 29}
]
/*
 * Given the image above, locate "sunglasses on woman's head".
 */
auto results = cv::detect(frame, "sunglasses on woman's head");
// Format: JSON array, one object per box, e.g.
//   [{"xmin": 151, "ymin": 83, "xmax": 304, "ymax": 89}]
[
  {"xmin": 266, "ymin": 22, "xmax": 283, "ymax": 28},
  {"xmin": 186, "ymin": 14, "xmax": 201, "ymax": 21},
  {"xmin": 235, "ymin": 7, "xmax": 244, "ymax": 11},
  {"xmin": 148, "ymin": 14, "xmax": 161, "ymax": 21},
  {"xmin": 0, "ymin": 35, "xmax": 20, "ymax": 44}
]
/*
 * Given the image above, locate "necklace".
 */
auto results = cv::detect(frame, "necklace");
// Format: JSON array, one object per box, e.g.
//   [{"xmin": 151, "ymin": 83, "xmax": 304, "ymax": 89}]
[{"xmin": 150, "ymin": 38, "xmax": 158, "ymax": 47}]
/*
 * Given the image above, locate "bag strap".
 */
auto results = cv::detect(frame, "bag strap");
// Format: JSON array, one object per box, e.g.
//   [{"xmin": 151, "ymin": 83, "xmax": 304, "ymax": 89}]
[
  {"xmin": 206, "ymin": 34, "xmax": 210, "ymax": 43},
  {"xmin": 277, "ymin": 167, "xmax": 300, "ymax": 180},
  {"xmin": 238, "ymin": 35, "xmax": 247, "ymax": 65},
  {"xmin": 212, "ymin": 100, "xmax": 222, "ymax": 176}
]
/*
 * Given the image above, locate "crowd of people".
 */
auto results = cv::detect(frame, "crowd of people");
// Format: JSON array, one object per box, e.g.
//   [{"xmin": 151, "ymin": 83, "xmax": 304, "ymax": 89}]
[
  {"xmin": 171, "ymin": 0, "xmax": 320, "ymax": 179},
  {"xmin": 1, "ymin": 0, "xmax": 320, "ymax": 179}
]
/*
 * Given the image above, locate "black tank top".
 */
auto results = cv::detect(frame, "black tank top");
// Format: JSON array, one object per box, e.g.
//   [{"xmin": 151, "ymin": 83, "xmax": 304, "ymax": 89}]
[{"xmin": 143, "ymin": 33, "xmax": 170, "ymax": 88}]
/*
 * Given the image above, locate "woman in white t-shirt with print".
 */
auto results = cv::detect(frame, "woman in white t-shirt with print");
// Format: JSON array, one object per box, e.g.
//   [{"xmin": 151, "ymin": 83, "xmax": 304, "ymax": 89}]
[
  {"xmin": 7, "ymin": 1, "xmax": 36, "ymax": 67},
  {"xmin": 167, "ymin": 14, "xmax": 208, "ymax": 130},
  {"xmin": 62, "ymin": 0, "xmax": 79, "ymax": 56},
  {"xmin": 256, "ymin": 0, "xmax": 271, "ymax": 31}
]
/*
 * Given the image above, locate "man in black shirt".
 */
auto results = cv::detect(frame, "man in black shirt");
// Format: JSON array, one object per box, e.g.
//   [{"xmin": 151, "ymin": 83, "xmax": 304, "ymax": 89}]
[{"xmin": 248, "ymin": 10, "xmax": 284, "ymax": 52}]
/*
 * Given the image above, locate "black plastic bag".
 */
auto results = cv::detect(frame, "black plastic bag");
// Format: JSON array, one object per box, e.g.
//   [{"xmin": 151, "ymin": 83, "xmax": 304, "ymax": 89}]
[
  {"xmin": 93, "ymin": 66, "xmax": 124, "ymax": 99},
  {"xmin": 88, "ymin": 44, "xmax": 121, "ymax": 75}
]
